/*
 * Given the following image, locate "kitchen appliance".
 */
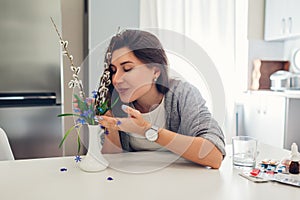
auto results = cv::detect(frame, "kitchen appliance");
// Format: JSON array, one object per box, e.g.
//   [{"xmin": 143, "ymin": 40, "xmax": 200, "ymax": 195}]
[
  {"xmin": 290, "ymin": 73, "xmax": 300, "ymax": 90},
  {"xmin": 270, "ymin": 70, "xmax": 292, "ymax": 91},
  {"xmin": 250, "ymin": 60, "xmax": 290, "ymax": 90},
  {"xmin": 0, "ymin": 0, "xmax": 63, "ymax": 159}
]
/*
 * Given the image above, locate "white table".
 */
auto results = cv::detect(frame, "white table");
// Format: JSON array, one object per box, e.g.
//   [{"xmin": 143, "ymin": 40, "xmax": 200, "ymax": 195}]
[{"xmin": 0, "ymin": 143, "xmax": 299, "ymax": 200}]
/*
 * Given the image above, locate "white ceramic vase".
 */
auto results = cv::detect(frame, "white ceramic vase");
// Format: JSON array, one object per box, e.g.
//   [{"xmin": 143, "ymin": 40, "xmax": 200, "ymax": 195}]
[{"xmin": 79, "ymin": 125, "xmax": 108, "ymax": 172}]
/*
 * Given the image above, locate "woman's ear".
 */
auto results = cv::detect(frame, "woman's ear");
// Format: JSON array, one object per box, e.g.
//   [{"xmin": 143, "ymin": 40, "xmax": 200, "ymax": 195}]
[{"xmin": 153, "ymin": 66, "xmax": 161, "ymax": 77}]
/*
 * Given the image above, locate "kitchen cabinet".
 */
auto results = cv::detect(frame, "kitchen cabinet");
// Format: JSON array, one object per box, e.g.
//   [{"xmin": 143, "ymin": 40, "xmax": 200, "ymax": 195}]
[
  {"xmin": 264, "ymin": 0, "xmax": 300, "ymax": 41},
  {"xmin": 240, "ymin": 91, "xmax": 300, "ymax": 149},
  {"xmin": 242, "ymin": 92, "xmax": 286, "ymax": 148}
]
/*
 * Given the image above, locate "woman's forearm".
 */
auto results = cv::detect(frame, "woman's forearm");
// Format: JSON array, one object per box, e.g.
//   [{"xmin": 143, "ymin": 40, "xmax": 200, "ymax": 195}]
[{"xmin": 156, "ymin": 128, "xmax": 223, "ymax": 169}]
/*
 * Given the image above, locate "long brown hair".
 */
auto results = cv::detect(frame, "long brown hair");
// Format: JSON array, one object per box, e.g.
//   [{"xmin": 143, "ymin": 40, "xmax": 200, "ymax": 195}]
[{"xmin": 108, "ymin": 29, "xmax": 169, "ymax": 94}]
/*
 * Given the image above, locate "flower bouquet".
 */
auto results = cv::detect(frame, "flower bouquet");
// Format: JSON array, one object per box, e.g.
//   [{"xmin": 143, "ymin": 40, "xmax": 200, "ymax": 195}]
[
  {"xmin": 51, "ymin": 18, "xmax": 116, "ymax": 171},
  {"xmin": 57, "ymin": 92, "xmax": 118, "ymax": 154}
]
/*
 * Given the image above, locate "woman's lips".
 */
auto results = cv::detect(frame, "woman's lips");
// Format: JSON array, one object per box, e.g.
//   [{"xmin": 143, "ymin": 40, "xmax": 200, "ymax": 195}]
[{"xmin": 116, "ymin": 88, "xmax": 129, "ymax": 95}]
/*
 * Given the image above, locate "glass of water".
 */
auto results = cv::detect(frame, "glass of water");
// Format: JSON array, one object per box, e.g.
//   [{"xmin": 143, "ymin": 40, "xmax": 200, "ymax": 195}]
[{"xmin": 232, "ymin": 136, "xmax": 258, "ymax": 168}]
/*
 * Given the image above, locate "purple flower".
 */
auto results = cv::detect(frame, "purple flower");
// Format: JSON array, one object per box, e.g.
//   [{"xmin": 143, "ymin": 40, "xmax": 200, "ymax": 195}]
[
  {"xmin": 74, "ymin": 155, "xmax": 81, "ymax": 162},
  {"xmin": 92, "ymin": 90, "xmax": 97, "ymax": 98},
  {"xmin": 73, "ymin": 108, "xmax": 81, "ymax": 113},
  {"xmin": 82, "ymin": 109, "xmax": 93, "ymax": 118},
  {"xmin": 76, "ymin": 118, "xmax": 86, "ymax": 125}
]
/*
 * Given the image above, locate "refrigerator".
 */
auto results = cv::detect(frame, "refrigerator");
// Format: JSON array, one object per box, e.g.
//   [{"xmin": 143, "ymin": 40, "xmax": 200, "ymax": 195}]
[{"xmin": 0, "ymin": 0, "xmax": 63, "ymax": 159}]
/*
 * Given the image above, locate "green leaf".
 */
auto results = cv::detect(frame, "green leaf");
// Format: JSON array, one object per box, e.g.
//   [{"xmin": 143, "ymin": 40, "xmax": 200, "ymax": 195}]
[
  {"xmin": 77, "ymin": 134, "xmax": 81, "ymax": 154},
  {"xmin": 110, "ymin": 96, "xmax": 119, "ymax": 108},
  {"xmin": 59, "ymin": 124, "xmax": 78, "ymax": 148},
  {"xmin": 74, "ymin": 94, "xmax": 88, "ymax": 112},
  {"xmin": 99, "ymin": 97, "xmax": 119, "ymax": 115},
  {"xmin": 57, "ymin": 113, "xmax": 81, "ymax": 117},
  {"xmin": 97, "ymin": 101, "xmax": 108, "ymax": 115},
  {"xmin": 58, "ymin": 113, "xmax": 91, "ymax": 124},
  {"xmin": 76, "ymin": 125, "xmax": 83, "ymax": 153}
]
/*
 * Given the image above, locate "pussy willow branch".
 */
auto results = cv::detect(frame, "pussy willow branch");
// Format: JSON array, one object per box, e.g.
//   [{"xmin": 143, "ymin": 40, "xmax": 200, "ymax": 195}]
[{"xmin": 50, "ymin": 17, "xmax": 85, "ymax": 98}]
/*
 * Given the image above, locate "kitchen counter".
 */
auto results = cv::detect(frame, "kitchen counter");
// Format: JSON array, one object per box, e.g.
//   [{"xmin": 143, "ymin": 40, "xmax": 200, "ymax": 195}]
[
  {"xmin": 0, "ymin": 143, "xmax": 299, "ymax": 200},
  {"xmin": 245, "ymin": 89, "xmax": 300, "ymax": 99}
]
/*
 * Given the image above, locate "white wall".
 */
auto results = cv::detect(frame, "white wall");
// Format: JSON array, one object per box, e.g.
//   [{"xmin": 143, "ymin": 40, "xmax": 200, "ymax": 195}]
[{"xmin": 88, "ymin": 0, "xmax": 140, "ymax": 93}]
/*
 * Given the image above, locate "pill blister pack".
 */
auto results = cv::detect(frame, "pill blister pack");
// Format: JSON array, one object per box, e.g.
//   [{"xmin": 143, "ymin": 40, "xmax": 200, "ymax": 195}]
[
  {"xmin": 239, "ymin": 172, "xmax": 269, "ymax": 183},
  {"xmin": 240, "ymin": 170, "xmax": 300, "ymax": 187},
  {"xmin": 271, "ymin": 174, "xmax": 300, "ymax": 187}
]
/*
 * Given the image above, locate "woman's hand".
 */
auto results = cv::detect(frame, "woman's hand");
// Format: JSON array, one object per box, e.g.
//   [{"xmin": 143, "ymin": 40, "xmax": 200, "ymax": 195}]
[
  {"xmin": 99, "ymin": 110, "xmax": 120, "ymax": 133},
  {"xmin": 98, "ymin": 105, "xmax": 151, "ymax": 136}
]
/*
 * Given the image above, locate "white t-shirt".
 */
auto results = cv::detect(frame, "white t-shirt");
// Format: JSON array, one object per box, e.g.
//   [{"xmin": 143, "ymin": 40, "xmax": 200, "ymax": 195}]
[{"xmin": 128, "ymin": 98, "xmax": 166, "ymax": 151}]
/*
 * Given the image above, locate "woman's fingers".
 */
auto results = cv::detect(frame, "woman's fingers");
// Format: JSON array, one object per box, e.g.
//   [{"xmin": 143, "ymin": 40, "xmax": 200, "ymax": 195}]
[
  {"xmin": 121, "ymin": 105, "xmax": 141, "ymax": 118},
  {"xmin": 98, "ymin": 115, "xmax": 121, "ymax": 130},
  {"xmin": 104, "ymin": 110, "xmax": 113, "ymax": 117},
  {"xmin": 98, "ymin": 105, "xmax": 149, "ymax": 135}
]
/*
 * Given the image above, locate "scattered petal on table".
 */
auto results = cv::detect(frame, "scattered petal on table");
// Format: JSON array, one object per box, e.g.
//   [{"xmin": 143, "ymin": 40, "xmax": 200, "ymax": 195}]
[
  {"xmin": 60, "ymin": 167, "xmax": 67, "ymax": 172},
  {"xmin": 75, "ymin": 155, "xmax": 82, "ymax": 163}
]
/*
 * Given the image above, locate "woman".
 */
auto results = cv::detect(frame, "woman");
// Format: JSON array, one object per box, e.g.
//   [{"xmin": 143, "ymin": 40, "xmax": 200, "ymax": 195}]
[{"xmin": 97, "ymin": 29, "xmax": 225, "ymax": 169}]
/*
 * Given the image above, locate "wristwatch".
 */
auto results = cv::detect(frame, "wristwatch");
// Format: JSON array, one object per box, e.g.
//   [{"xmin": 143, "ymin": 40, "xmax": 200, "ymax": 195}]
[{"xmin": 145, "ymin": 125, "xmax": 159, "ymax": 142}]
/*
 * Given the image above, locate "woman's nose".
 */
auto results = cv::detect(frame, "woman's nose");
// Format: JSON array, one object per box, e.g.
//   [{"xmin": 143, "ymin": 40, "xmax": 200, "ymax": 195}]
[{"xmin": 112, "ymin": 70, "xmax": 124, "ymax": 85}]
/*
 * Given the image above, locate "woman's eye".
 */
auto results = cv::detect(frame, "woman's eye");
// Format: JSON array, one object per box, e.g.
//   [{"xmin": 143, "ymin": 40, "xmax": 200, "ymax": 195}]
[
  {"xmin": 123, "ymin": 65, "xmax": 133, "ymax": 72},
  {"xmin": 124, "ymin": 68, "xmax": 132, "ymax": 72}
]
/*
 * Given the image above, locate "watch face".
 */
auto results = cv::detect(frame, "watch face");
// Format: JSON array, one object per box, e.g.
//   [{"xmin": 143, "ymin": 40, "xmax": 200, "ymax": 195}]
[{"xmin": 145, "ymin": 127, "xmax": 158, "ymax": 142}]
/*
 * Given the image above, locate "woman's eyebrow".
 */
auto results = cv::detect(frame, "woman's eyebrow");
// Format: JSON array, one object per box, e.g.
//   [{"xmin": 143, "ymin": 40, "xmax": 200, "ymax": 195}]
[
  {"xmin": 120, "ymin": 61, "xmax": 134, "ymax": 66},
  {"xmin": 110, "ymin": 61, "xmax": 134, "ymax": 68}
]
